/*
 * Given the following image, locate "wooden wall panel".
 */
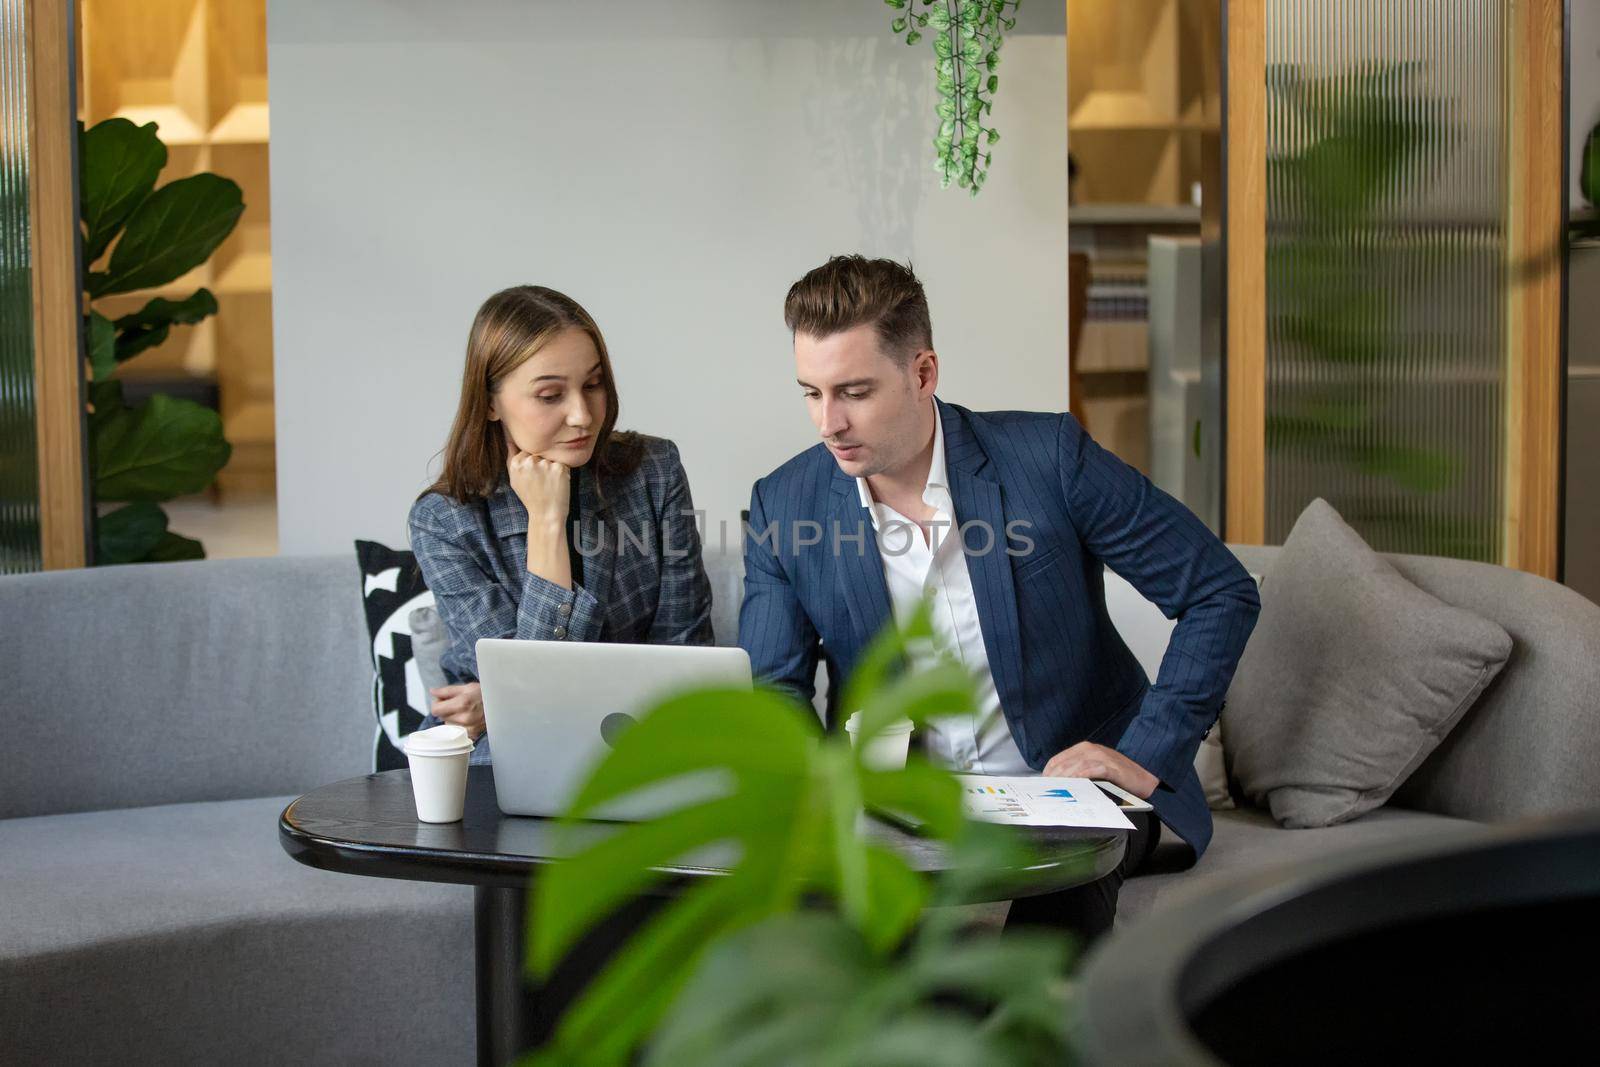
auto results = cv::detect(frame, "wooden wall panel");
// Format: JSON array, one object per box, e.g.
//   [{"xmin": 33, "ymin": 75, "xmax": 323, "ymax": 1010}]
[
  {"xmin": 27, "ymin": 0, "xmax": 88, "ymax": 569},
  {"xmin": 1504, "ymin": 0, "xmax": 1564, "ymax": 579},
  {"xmin": 1224, "ymin": 0, "xmax": 1265, "ymax": 544}
]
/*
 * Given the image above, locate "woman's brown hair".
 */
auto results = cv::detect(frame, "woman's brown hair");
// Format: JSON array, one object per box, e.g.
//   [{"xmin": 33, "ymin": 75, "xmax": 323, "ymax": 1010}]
[{"xmin": 425, "ymin": 285, "xmax": 642, "ymax": 504}]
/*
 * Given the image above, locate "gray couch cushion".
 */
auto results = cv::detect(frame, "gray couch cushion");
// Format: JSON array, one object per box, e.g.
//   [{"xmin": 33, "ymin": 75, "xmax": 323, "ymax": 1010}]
[
  {"xmin": 1385, "ymin": 559, "xmax": 1600, "ymax": 821},
  {"xmin": 0, "ymin": 556, "xmax": 375, "ymax": 820},
  {"xmin": 706, "ymin": 544, "xmax": 830, "ymax": 719},
  {"xmin": 1117, "ymin": 805, "xmax": 1486, "ymax": 925},
  {"xmin": 703, "ymin": 544, "xmax": 744, "ymax": 647},
  {"xmin": 0, "ymin": 795, "xmax": 474, "ymax": 1065},
  {"xmin": 1224, "ymin": 502, "xmax": 1512, "ymax": 827},
  {"xmin": 1229, "ymin": 543, "xmax": 1600, "ymax": 823}
]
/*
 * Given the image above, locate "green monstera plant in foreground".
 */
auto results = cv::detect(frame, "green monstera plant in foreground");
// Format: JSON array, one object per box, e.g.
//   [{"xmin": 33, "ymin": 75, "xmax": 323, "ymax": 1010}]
[
  {"xmin": 80, "ymin": 117, "xmax": 243, "ymax": 564},
  {"xmin": 526, "ymin": 606, "xmax": 1084, "ymax": 1066}
]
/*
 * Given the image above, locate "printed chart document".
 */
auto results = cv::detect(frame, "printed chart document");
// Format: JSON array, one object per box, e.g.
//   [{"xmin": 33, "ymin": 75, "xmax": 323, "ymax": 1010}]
[{"xmin": 957, "ymin": 776, "xmax": 1135, "ymax": 831}]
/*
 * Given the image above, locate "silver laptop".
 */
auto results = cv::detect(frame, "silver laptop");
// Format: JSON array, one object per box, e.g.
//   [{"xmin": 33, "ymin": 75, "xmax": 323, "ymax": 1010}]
[{"xmin": 475, "ymin": 638, "xmax": 753, "ymax": 820}]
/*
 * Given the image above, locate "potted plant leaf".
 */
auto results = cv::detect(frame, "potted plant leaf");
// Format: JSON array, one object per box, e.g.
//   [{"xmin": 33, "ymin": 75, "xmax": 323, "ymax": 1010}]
[
  {"xmin": 526, "ymin": 607, "xmax": 1085, "ymax": 1065},
  {"xmin": 79, "ymin": 117, "xmax": 243, "ymax": 564}
]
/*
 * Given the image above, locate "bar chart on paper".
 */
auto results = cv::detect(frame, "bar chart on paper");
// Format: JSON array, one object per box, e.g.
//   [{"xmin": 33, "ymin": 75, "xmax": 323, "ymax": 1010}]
[{"xmin": 958, "ymin": 776, "xmax": 1135, "ymax": 830}]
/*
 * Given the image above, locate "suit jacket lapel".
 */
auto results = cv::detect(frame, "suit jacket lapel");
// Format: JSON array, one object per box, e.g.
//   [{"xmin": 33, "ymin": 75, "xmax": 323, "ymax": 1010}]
[
  {"xmin": 940, "ymin": 401, "xmax": 1025, "ymax": 715},
  {"xmin": 829, "ymin": 468, "xmax": 892, "ymax": 649}
]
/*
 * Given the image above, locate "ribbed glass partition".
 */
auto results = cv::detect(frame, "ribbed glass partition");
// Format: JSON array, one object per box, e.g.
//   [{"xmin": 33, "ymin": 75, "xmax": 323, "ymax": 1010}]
[
  {"xmin": 0, "ymin": 0, "xmax": 42, "ymax": 574},
  {"xmin": 1263, "ymin": 1, "xmax": 1508, "ymax": 560}
]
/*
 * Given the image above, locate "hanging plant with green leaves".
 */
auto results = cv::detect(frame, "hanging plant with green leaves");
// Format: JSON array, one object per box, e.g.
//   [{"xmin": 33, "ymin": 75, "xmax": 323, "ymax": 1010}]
[
  {"xmin": 79, "ymin": 117, "xmax": 243, "ymax": 564},
  {"xmin": 885, "ymin": 0, "xmax": 1021, "ymax": 195}
]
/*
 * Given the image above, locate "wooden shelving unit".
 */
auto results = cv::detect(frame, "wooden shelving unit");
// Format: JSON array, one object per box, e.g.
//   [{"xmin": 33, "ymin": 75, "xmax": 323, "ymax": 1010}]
[
  {"xmin": 1067, "ymin": 0, "xmax": 1219, "ymax": 206},
  {"xmin": 78, "ymin": 0, "xmax": 274, "ymax": 497},
  {"xmin": 1067, "ymin": 0, "xmax": 1219, "ymax": 474}
]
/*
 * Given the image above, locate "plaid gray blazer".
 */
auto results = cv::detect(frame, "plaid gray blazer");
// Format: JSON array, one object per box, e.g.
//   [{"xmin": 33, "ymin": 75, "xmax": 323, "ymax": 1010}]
[{"xmin": 408, "ymin": 434, "xmax": 714, "ymax": 764}]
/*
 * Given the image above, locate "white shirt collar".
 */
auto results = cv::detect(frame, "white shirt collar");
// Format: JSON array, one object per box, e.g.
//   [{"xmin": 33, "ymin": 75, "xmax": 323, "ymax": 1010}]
[{"xmin": 856, "ymin": 402, "xmax": 948, "ymax": 516}]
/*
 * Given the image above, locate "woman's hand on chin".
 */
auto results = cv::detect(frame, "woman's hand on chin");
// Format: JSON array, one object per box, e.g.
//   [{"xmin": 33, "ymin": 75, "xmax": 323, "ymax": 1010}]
[
  {"xmin": 507, "ymin": 442, "xmax": 571, "ymax": 532},
  {"xmin": 508, "ymin": 440, "xmax": 576, "ymax": 588}
]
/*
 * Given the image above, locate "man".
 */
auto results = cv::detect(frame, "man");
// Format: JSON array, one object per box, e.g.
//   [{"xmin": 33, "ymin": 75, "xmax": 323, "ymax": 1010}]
[{"xmin": 738, "ymin": 255, "xmax": 1260, "ymax": 943}]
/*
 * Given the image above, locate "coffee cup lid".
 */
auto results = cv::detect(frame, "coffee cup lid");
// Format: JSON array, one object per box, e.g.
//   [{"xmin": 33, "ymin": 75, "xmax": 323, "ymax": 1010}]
[
  {"xmin": 404, "ymin": 724, "xmax": 475, "ymax": 757},
  {"xmin": 845, "ymin": 713, "xmax": 913, "ymax": 735}
]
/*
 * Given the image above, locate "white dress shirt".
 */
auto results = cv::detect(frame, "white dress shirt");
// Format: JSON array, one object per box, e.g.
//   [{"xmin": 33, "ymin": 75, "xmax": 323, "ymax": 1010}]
[{"xmin": 856, "ymin": 413, "xmax": 1033, "ymax": 775}]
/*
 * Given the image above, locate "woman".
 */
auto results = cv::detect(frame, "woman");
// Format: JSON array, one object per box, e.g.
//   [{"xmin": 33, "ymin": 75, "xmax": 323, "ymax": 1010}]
[{"xmin": 409, "ymin": 285, "xmax": 713, "ymax": 764}]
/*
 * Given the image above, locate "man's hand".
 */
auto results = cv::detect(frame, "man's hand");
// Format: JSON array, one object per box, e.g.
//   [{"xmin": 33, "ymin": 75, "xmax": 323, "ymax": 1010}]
[
  {"xmin": 430, "ymin": 682, "xmax": 485, "ymax": 740},
  {"xmin": 1043, "ymin": 741, "xmax": 1158, "ymax": 800}
]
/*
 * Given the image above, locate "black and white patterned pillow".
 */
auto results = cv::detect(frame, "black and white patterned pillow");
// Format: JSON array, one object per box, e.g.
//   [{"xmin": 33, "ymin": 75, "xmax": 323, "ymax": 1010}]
[{"xmin": 355, "ymin": 540, "xmax": 437, "ymax": 771}]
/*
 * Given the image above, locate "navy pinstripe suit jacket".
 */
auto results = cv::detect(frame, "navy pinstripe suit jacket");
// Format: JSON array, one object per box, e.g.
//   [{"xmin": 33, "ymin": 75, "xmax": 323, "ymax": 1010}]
[{"xmin": 738, "ymin": 399, "xmax": 1259, "ymax": 857}]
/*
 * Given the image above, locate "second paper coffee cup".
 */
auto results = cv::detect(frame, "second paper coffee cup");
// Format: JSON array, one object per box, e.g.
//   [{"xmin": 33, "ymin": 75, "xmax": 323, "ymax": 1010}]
[{"xmin": 844, "ymin": 712, "xmax": 913, "ymax": 770}]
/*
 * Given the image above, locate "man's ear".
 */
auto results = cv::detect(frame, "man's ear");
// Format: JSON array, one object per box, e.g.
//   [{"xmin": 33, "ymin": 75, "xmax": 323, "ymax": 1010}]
[{"xmin": 914, "ymin": 349, "xmax": 939, "ymax": 397}]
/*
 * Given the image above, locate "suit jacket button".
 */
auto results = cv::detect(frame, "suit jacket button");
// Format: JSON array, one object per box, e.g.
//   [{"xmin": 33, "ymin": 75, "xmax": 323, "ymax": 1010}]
[
  {"xmin": 558, "ymin": 602, "xmax": 572, "ymax": 616},
  {"xmin": 553, "ymin": 625, "xmax": 567, "ymax": 639}
]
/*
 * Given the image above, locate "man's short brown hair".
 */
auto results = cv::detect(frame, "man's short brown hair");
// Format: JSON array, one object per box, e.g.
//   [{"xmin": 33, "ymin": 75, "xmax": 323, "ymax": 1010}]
[{"xmin": 783, "ymin": 255, "xmax": 933, "ymax": 365}]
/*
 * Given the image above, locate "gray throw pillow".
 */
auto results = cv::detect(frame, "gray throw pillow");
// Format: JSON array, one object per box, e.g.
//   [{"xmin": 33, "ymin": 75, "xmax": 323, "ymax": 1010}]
[{"xmin": 1222, "ymin": 498, "xmax": 1512, "ymax": 828}]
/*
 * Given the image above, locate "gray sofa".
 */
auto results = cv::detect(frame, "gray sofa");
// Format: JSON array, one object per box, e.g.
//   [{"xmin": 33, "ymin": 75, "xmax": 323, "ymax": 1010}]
[
  {"xmin": 4, "ymin": 542, "xmax": 1597, "ymax": 1063},
  {"xmin": 1, "ymin": 557, "xmax": 475, "ymax": 1066},
  {"xmin": 1116, "ymin": 544, "xmax": 1600, "ymax": 922}
]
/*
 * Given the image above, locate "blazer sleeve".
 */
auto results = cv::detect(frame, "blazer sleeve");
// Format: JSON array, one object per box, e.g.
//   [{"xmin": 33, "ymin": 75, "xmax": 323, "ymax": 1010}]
[
  {"xmin": 645, "ymin": 442, "xmax": 715, "ymax": 646},
  {"xmin": 737, "ymin": 476, "xmax": 822, "ymax": 706},
  {"xmin": 409, "ymin": 504, "xmax": 605, "ymax": 682},
  {"xmin": 1056, "ymin": 415, "xmax": 1261, "ymax": 788}
]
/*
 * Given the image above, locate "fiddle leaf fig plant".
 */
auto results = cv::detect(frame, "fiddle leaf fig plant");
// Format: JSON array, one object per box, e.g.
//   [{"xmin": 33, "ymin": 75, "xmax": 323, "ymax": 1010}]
[
  {"xmin": 526, "ymin": 605, "xmax": 1083, "ymax": 1065},
  {"xmin": 885, "ymin": 0, "xmax": 1022, "ymax": 195},
  {"xmin": 79, "ymin": 118, "xmax": 242, "ymax": 564}
]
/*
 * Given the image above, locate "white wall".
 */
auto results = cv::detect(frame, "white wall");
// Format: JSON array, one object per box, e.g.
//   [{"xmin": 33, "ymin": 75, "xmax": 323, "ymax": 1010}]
[{"xmin": 267, "ymin": 0, "xmax": 1068, "ymax": 556}]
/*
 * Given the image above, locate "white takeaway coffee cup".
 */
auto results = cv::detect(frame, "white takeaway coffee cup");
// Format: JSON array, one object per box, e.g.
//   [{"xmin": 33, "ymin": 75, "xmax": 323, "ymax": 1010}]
[
  {"xmin": 844, "ymin": 713, "xmax": 914, "ymax": 770},
  {"xmin": 403, "ymin": 724, "xmax": 475, "ymax": 823}
]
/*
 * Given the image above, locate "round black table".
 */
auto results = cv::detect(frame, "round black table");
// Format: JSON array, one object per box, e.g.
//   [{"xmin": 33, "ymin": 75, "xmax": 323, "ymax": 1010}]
[{"xmin": 280, "ymin": 766, "xmax": 1125, "ymax": 1066}]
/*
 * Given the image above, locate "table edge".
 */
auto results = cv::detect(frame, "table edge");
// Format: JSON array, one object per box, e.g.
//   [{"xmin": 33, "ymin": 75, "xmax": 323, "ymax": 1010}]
[{"xmin": 277, "ymin": 772, "xmax": 1127, "ymax": 897}]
